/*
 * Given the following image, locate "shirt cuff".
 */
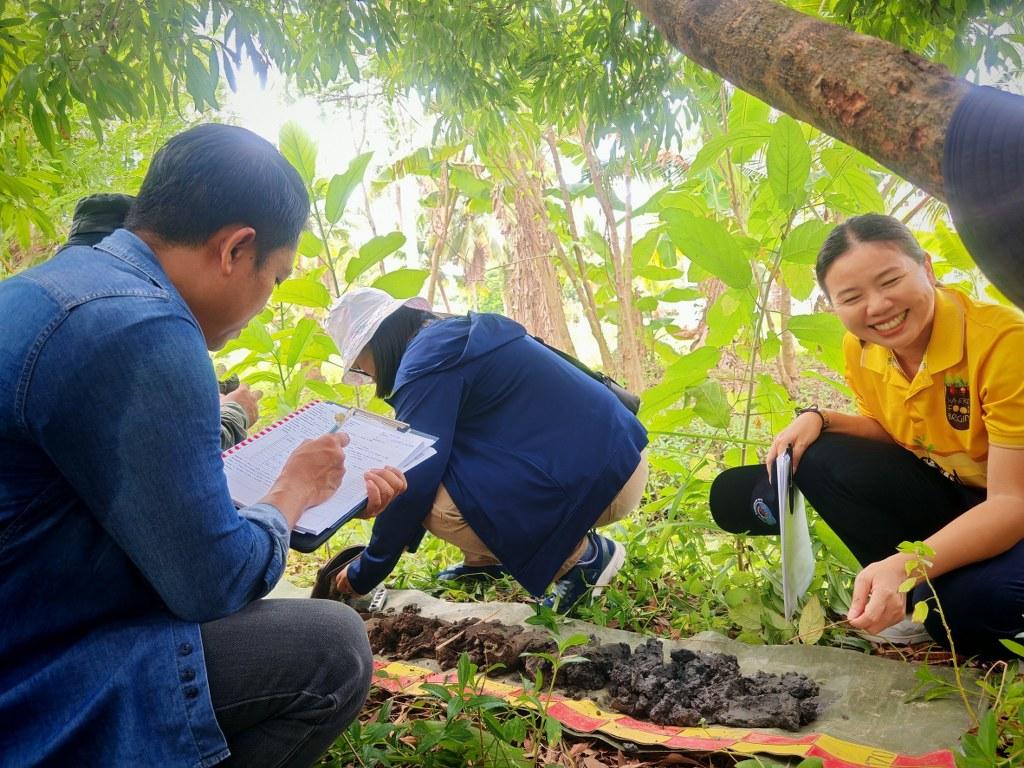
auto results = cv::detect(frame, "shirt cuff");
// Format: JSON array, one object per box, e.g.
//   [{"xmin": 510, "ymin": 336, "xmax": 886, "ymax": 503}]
[
  {"xmin": 347, "ymin": 549, "xmax": 402, "ymax": 596},
  {"xmin": 239, "ymin": 502, "xmax": 290, "ymax": 596}
]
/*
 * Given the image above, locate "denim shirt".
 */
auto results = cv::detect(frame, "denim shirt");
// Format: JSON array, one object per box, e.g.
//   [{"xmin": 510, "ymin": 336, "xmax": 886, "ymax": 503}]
[{"xmin": 0, "ymin": 230, "xmax": 290, "ymax": 767}]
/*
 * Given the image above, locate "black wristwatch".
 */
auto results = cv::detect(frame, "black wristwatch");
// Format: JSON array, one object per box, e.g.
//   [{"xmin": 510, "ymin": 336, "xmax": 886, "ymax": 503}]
[{"xmin": 795, "ymin": 404, "xmax": 830, "ymax": 431}]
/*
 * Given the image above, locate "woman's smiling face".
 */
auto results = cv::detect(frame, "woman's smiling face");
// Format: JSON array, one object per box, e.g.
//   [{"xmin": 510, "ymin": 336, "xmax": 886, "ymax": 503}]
[{"xmin": 823, "ymin": 240, "xmax": 937, "ymax": 363}]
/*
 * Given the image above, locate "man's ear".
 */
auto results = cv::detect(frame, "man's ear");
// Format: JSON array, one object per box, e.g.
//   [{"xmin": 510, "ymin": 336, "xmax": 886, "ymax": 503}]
[{"xmin": 217, "ymin": 226, "xmax": 258, "ymax": 275}]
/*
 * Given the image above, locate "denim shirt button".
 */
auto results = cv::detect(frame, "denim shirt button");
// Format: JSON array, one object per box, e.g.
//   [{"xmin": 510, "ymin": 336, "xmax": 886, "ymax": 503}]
[
  {"xmin": 178, "ymin": 642, "xmax": 193, "ymax": 656},
  {"xmin": 184, "ymin": 686, "xmax": 199, "ymax": 700},
  {"xmin": 180, "ymin": 668, "xmax": 196, "ymax": 682}
]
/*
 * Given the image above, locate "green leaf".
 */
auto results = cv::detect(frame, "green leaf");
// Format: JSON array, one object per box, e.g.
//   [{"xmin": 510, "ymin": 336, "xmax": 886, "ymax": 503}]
[
  {"xmin": 999, "ymin": 638, "xmax": 1024, "ymax": 658},
  {"xmin": 688, "ymin": 123, "xmax": 772, "ymax": 178},
  {"xmin": 767, "ymin": 115, "xmax": 810, "ymax": 210},
  {"xmin": 304, "ymin": 379, "xmax": 341, "ymax": 402},
  {"xmin": 819, "ymin": 147, "xmax": 885, "ymax": 214},
  {"xmin": 346, "ymin": 232, "xmax": 407, "ymax": 283},
  {"xmin": 30, "ymin": 101, "xmax": 55, "ymax": 154},
  {"xmin": 663, "ymin": 211, "xmax": 752, "ymax": 289},
  {"xmin": 272, "ymin": 277, "xmax": 331, "ymax": 309},
  {"xmin": 297, "ymin": 231, "xmax": 324, "ymax": 260},
  {"xmin": 911, "ymin": 600, "xmax": 930, "ymax": 624},
  {"xmin": 543, "ymin": 715, "xmax": 562, "ymax": 746},
  {"xmin": 237, "ymin": 321, "xmax": 275, "ymax": 354},
  {"xmin": 780, "ymin": 261, "xmax": 818, "ymax": 302},
  {"xmin": 781, "ymin": 220, "xmax": 833, "ymax": 265},
  {"xmin": 326, "ymin": 151, "xmax": 373, "ymax": 224},
  {"xmin": 371, "ymin": 268, "xmax": 429, "ymax": 298},
  {"xmin": 728, "ymin": 89, "xmax": 770, "ymax": 129},
  {"xmin": 279, "ymin": 122, "xmax": 317, "ymax": 186},
  {"xmin": 798, "ymin": 595, "xmax": 825, "ymax": 645},
  {"xmin": 690, "ymin": 380, "xmax": 731, "ymax": 428},
  {"xmin": 635, "ymin": 264, "xmax": 683, "ymax": 282},
  {"xmin": 659, "ymin": 287, "xmax": 702, "ymax": 302},
  {"xmin": 789, "ymin": 313, "xmax": 845, "ymax": 374},
  {"xmin": 640, "ymin": 346, "xmax": 720, "ymax": 414},
  {"xmin": 449, "ymin": 166, "xmax": 492, "ymax": 200},
  {"xmin": 285, "ymin": 318, "xmax": 318, "ymax": 368}
]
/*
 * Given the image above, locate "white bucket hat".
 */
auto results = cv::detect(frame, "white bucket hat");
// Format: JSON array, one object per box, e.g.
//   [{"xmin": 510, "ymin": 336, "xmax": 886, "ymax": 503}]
[{"xmin": 326, "ymin": 287, "xmax": 432, "ymax": 385}]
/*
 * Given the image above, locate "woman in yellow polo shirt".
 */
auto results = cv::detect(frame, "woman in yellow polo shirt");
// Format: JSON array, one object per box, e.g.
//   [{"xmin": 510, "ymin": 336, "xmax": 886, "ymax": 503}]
[{"xmin": 710, "ymin": 213, "xmax": 1024, "ymax": 659}]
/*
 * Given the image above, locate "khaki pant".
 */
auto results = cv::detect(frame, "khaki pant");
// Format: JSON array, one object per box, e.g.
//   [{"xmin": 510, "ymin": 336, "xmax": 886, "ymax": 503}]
[{"xmin": 423, "ymin": 449, "xmax": 649, "ymax": 579}]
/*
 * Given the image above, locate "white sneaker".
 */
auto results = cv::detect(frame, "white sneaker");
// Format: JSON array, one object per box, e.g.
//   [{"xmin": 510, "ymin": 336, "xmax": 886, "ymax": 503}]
[{"xmin": 856, "ymin": 617, "xmax": 932, "ymax": 645}]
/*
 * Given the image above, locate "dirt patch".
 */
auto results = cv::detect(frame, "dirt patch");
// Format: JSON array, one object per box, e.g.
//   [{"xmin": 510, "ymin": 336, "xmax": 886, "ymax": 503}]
[{"xmin": 367, "ymin": 608, "xmax": 820, "ymax": 731}]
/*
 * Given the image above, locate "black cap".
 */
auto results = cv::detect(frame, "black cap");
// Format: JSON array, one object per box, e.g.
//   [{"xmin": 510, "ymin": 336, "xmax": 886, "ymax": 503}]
[
  {"xmin": 944, "ymin": 86, "xmax": 1024, "ymax": 309},
  {"xmin": 709, "ymin": 463, "xmax": 782, "ymax": 535},
  {"xmin": 67, "ymin": 193, "xmax": 134, "ymax": 244}
]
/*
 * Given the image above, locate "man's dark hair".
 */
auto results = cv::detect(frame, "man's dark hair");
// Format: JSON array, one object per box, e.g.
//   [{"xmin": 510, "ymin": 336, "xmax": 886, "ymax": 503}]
[
  {"xmin": 124, "ymin": 124, "xmax": 309, "ymax": 267},
  {"xmin": 816, "ymin": 213, "xmax": 926, "ymax": 299},
  {"xmin": 367, "ymin": 307, "xmax": 437, "ymax": 399}
]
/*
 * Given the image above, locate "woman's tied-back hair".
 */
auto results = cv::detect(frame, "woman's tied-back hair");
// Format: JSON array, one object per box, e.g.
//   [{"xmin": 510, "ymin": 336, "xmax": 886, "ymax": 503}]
[
  {"xmin": 124, "ymin": 124, "xmax": 309, "ymax": 268},
  {"xmin": 367, "ymin": 307, "xmax": 437, "ymax": 400},
  {"xmin": 816, "ymin": 213, "xmax": 927, "ymax": 299}
]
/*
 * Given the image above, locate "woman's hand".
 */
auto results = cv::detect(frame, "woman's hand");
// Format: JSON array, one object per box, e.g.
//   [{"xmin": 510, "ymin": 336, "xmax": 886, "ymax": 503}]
[
  {"xmin": 359, "ymin": 466, "xmax": 407, "ymax": 519},
  {"xmin": 333, "ymin": 563, "xmax": 364, "ymax": 598},
  {"xmin": 846, "ymin": 553, "xmax": 913, "ymax": 634},
  {"xmin": 765, "ymin": 413, "xmax": 825, "ymax": 474}
]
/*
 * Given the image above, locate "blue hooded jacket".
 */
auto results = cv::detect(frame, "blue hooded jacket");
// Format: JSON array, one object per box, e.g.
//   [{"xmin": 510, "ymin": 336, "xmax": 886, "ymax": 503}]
[{"xmin": 346, "ymin": 313, "xmax": 648, "ymax": 596}]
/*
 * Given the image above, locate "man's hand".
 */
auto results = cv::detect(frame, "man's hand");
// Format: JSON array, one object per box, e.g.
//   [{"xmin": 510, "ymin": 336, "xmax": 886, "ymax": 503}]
[
  {"xmin": 333, "ymin": 562, "xmax": 364, "ymax": 598},
  {"xmin": 359, "ymin": 466, "xmax": 408, "ymax": 519},
  {"xmin": 846, "ymin": 553, "xmax": 914, "ymax": 634},
  {"xmin": 221, "ymin": 383, "xmax": 262, "ymax": 425},
  {"xmin": 262, "ymin": 433, "xmax": 349, "ymax": 527}
]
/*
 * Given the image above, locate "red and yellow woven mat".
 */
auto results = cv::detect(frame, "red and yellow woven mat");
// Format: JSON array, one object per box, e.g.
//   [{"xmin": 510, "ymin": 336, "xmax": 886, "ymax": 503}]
[{"xmin": 372, "ymin": 660, "xmax": 955, "ymax": 768}]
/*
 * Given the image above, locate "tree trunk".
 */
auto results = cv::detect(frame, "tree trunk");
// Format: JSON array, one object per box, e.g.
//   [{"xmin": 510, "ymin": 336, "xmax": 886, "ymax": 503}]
[
  {"xmin": 580, "ymin": 128, "xmax": 646, "ymax": 392},
  {"xmin": 492, "ymin": 143, "xmax": 577, "ymax": 354},
  {"xmin": 629, "ymin": 0, "xmax": 971, "ymax": 199}
]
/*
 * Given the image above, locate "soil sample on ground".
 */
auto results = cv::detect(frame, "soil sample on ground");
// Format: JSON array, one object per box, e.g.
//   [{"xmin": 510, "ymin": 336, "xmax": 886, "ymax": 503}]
[{"xmin": 366, "ymin": 608, "xmax": 820, "ymax": 731}]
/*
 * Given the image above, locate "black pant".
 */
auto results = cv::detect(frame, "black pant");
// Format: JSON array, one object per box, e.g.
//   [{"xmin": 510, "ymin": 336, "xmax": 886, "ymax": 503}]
[
  {"xmin": 710, "ymin": 432, "xmax": 1024, "ymax": 659},
  {"xmin": 201, "ymin": 598, "xmax": 373, "ymax": 767}
]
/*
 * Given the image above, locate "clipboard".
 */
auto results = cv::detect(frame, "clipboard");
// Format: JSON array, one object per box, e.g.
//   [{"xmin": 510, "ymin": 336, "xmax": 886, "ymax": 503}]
[
  {"xmin": 776, "ymin": 445, "xmax": 815, "ymax": 620},
  {"xmin": 222, "ymin": 401, "xmax": 436, "ymax": 553}
]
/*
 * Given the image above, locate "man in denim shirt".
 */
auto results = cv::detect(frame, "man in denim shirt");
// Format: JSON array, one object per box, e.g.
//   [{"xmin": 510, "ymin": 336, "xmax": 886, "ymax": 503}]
[{"xmin": 0, "ymin": 125, "xmax": 405, "ymax": 767}]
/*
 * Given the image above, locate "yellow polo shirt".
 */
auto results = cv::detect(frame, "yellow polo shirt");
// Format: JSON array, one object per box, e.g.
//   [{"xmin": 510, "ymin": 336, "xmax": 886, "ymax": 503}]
[{"xmin": 843, "ymin": 286, "xmax": 1024, "ymax": 488}]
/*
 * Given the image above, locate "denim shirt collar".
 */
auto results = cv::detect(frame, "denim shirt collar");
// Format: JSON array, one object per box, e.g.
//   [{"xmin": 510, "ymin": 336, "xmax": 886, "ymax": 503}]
[{"xmin": 95, "ymin": 228, "xmax": 201, "ymax": 329}]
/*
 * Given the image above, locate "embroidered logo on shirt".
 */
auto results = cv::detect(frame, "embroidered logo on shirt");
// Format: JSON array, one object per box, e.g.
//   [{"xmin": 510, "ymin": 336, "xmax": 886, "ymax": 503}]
[{"xmin": 944, "ymin": 376, "xmax": 970, "ymax": 430}]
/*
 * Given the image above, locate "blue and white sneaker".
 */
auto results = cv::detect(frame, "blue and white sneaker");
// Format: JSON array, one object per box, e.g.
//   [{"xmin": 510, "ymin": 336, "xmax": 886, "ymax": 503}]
[{"xmin": 543, "ymin": 532, "xmax": 626, "ymax": 615}]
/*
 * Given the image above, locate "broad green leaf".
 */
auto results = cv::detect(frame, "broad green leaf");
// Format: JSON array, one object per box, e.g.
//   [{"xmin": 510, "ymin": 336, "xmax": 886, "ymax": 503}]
[
  {"xmin": 819, "ymin": 147, "xmax": 885, "ymax": 214},
  {"xmin": 635, "ymin": 264, "xmax": 683, "ymax": 282},
  {"xmin": 930, "ymin": 220, "xmax": 976, "ymax": 272},
  {"xmin": 688, "ymin": 123, "xmax": 772, "ymax": 178},
  {"xmin": 371, "ymin": 268, "xmax": 429, "ymax": 298},
  {"xmin": 767, "ymin": 115, "xmax": 810, "ymax": 210},
  {"xmin": 812, "ymin": 520, "xmax": 861, "ymax": 572},
  {"xmin": 449, "ymin": 166, "xmax": 492, "ymax": 200},
  {"xmin": 789, "ymin": 313, "xmax": 845, "ymax": 373},
  {"xmin": 297, "ymin": 231, "xmax": 324, "ymax": 259},
  {"xmin": 326, "ymin": 151, "xmax": 373, "ymax": 224},
  {"xmin": 728, "ymin": 89, "xmax": 770, "ymax": 129},
  {"xmin": 798, "ymin": 595, "xmax": 825, "ymax": 645},
  {"xmin": 780, "ymin": 261, "xmax": 817, "ymax": 301},
  {"xmin": 237, "ymin": 320, "xmax": 274, "ymax": 354},
  {"xmin": 279, "ymin": 122, "xmax": 317, "ymax": 186},
  {"xmin": 30, "ymin": 101, "xmax": 55, "ymax": 153},
  {"xmin": 659, "ymin": 287, "xmax": 702, "ymax": 302},
  {"xmin": 285, "ymin": 318, "xmax": 317, "ymax": 368},
  {"xmin": 705, "ymin": 288, "xmax": 752, "ymax": 346},
  {"xmin": 911, "ymin": 600, "xmax": 930, "ymax": 624},
  {"xmin": 345, "ymin": 232, "xmax": 406, "ymax": 283},
  {"xmin": 663, "ymin": 211, "xmax": 752, "ymax": 289},
  {"xmin": 781, "ymin": 220, "xmax": 833, "ymax": 265},
  {"xmin": 304, "ymin": 379, "xmax": 341, "ymax": 402},
  {"xmin": 271, "ymin": 277, "xmax": 331, "ymax": 309},
  {"xmin": 999, "ymin": 638, "xmax": 1024, "ymax": 658},
  {"xmin": 640, "ymin": 346, "xmax": 720, "ymax": 415},
  {"xmin": 690, "ymin": 380, "xmax": 731, "ymax": 428},
  {"xmin": 632, "ymin": 228, "xmax": 661, "ymax": 269}
]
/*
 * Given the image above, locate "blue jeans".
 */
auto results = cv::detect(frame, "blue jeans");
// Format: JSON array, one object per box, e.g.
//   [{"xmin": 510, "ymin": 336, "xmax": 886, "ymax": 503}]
[
  {"xmin": 202, "ymin": 599, "xmax": 373, "ymax": 768},
  {"xmin": 711, "ymin": 433, "xmax": 1024, "ymax": 659}
]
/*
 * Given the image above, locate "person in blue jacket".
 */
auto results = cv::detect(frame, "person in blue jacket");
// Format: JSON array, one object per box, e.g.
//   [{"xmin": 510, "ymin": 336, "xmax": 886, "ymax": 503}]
[{"xmin": 326, "ymin": 288, "xmax": 650, "ymax": 613}]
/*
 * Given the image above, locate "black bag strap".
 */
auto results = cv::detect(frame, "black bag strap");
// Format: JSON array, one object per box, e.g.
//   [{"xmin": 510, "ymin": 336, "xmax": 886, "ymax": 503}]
[{"xmin": 531, "ymin": 336, "xmax": 641, "ymax": 414}]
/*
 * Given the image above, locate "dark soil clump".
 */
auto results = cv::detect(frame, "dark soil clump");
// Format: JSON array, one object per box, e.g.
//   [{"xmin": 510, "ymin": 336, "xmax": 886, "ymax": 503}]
[{"xmin": 366, "ymin": 609, "xmax": 820, "ymax": 731}]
